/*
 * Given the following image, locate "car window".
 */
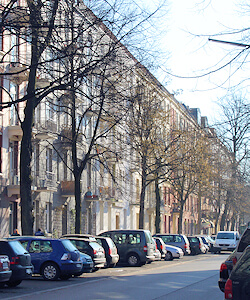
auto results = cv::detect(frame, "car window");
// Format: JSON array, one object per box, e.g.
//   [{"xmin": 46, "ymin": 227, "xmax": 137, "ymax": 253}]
[
  {"xmin": 234, "ymin": 250, "xmax": 250, "ymax": 275},
  {"xmin": 95, "ymin": 238, "xmax": 103, "ymax": 247},
  {"xmin": 113, "ymin": 233, "xmax": 127, "ymax": 244},
  {"xmin": 29, "ymin": 240, "xmax": 53, "ymax": 253},
  {"xmin": 217, "ymin": 232, "xmax": 235, "ymax": 239},
  {"xmin": 70, "ymin": 240, "xmax": 88, "ymax": 252},
  {"xmin": 89, "ymin": 242, "xmax": 102, "ymax": 250},
  {"xmin": 128, "ymin": 233, "xmax": 141, "ymax": 244},
  {"xmin": 189, "ymin": 237, "xmax": 197, "ymax": 243},
  {"xmin": 61, "ymin": 239, "xmax": 78, "ymax": 252},
  {"xmin": 19, "ymin": 240, "xmax": 29, "ymax": 250},
  {"xmin": 145, "ymin": 231, "xmax": 154, "ymax": 244},
  {"xmin": 160, "ymin": 235, "xmax": 173, "ymax": 243},
  {"xmin": 9, "ymin": 241, "xmax": 28, "ymax": 254},
  {"xmin": 175, "ymin": 236, "xmax": 182, "ymax": 243},
  {"xmin": 238, "ymin": 229, "xmax": 250, "ymax": 252}
]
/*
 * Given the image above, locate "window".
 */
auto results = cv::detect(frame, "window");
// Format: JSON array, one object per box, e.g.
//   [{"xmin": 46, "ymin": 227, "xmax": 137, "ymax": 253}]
[
  {"xmin": 113, "ymin": 233, "xmax": 126, "ymax": 244},
  {"xmin": 46, "ymin": 148, "xmax": 53, "ymax": 179},
  {"xmin": 29, "ymin": 240, "xmax": 53, "ymax": 253},
  {"xmin": 128, "ymin": 233, "xmax": 141, "ymax": 244}
]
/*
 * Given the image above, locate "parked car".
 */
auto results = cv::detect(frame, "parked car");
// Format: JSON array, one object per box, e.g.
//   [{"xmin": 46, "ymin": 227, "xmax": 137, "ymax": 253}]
[
  {"xmin": 63, "ymin": 237, "xmax": 106, "ymax": 270},
  {"xmin": 94, "ymin": 236, "xmax": 119, "ymax": 268},
  {"xmin": 0, "ymin": 255, "xmax": 12, "ymax": 286},
  {"xmin": 187, "ymin": 236, "xmax": 207, "ymax": 255},
  {"xmin": 165, "ymin": 244, "xmax": 184, "ymax": 261},
  {"xmin": 0, "ymin": 239, "xmax": 33, "ymax": 287},
  {"xmin": 76, "ymin": 252, "xmax": 94, "ymax": 275},
  {"xmin": 62, "ymin": 234, "xmax": 96, "ymax": 241},
  {"xmin": 153, "ymin": 234, "xmax": 191, "ymax": 255},
  {"xmin": 224, "ymin": 245, "xmax": 250, "ymax": 300},
  {"xmin": 213, "ymin": 231, "xmax": 240, "ymax": 253},
  {"xmin": 218, "ymin": 227, "xmax": 250, "ymax": 292},
  {"xmin": 153, "ymin": 237, "xmax": 167, "ymax": 259},
  {"xmin": 15, "ymin": 237, "xmax": 82, "ymax": 280},
  {"xmin": 153, "ymin": 239, "xmax": 161, "ymax": 261},
  {"xmin": 99, "ymin": 230, "xmax": 155, "ymax": 266},
  {"xmin": 202, "ymin": 235, "xmax": 215, "ymax": 252}
]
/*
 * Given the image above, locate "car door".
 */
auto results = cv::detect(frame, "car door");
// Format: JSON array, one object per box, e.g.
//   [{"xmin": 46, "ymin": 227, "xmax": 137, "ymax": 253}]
[
  {"xmin": 28, "ymin": 240, "xmax": 53, "ymax": 272},
  {"xmin": 112, "ymin": 233, "xmax": 127, "ymax": 262}
]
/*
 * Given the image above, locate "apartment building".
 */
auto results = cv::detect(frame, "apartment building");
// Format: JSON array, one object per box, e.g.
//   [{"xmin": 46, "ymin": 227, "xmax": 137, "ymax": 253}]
[{"xmin": 0, "ymin": 0, "xmax": 216, "ymax": 238}]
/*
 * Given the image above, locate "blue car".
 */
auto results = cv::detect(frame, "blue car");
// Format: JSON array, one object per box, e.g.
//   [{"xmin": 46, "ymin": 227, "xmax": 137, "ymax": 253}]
[{"xmin": 16, "ymin": 237, "xmax": 82, "ymax": 281}]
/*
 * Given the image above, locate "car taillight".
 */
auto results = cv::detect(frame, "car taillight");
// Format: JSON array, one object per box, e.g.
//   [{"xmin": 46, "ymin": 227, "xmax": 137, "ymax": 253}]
[
  {"xmin": 224, "ymin": 279, "xmax": 233, "ymax": 299},
  {"xmin": 184, "ymin": 243, "xmax": 188, "ymax": 249},
  {"xmin": 108, "ymin": 248, "xmax": 112, "ymax": 255},
  {"xmin": 232, "ymin": 257, "xmax": 237, "ymax": 265},
  {"xmin": 143, "ymin": 246, "xmax": 147, "ymax": 252},
  {"xmin": 10, "ymin": 256, "xmax": 20, "ymax": 265},
  {"xmin": 0, "ymin": 261, "xmax": 3, "ymax": 270},
  {"xmin": 160, "ymin": 244, "xmax": 163, "ymax": 250},
  {"xmin": 93, "ymin": 249, "xmax": 97, "ymax": 255},
  {"xmin": 199, "ymin": 243, "xmax": 201, "ymax": 248},
  {"xmin": 61, "ymin": 253, "xmax": 71, "ymax": 261},
  {"xmin": 220, "ymin": 263, "xmax": 228, "ymax": 272}
]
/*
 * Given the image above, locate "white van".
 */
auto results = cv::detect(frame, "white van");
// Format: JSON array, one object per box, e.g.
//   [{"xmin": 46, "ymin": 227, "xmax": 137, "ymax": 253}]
[{"xmin": 213, "ymin": 231, "xmax": 240, "ymax": 253}]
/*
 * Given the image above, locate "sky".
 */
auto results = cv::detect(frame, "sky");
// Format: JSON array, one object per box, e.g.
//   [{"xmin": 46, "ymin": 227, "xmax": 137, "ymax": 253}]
[{"xmin": 147, "ymin": 0, "xmax": 250, "ymax": 125}]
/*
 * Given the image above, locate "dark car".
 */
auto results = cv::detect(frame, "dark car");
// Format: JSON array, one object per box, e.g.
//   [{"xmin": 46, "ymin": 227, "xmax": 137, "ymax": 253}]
[
  {"xmin": 224, "ymin": 245, "xmax": 250, "ymax": 300},
  {"xmin": 0, "ymin": 239, "xmax": 33, "ymax": 287},
  {"xmin": 153, "ymin": 237, "xmax": 167, "ymax": 259},
  {"xmin": 99, "ymin": 229, "xmax": 155, "ymax": 267},
  {"xmin": 64, "ymin": 238, "xmax": 106, "ymax": 270},
  {"xmin": 95, "ymin": 236, "xmax": 119, "ymax": 268},
  {"xmin": 187, "ymin": 236, "xmax": 207, "ymax": 255},
  {"xmin": 153, "ymin": 234, "xmax": 191, "ymax": 255},
  {"xmin": 0, "ymin": 255, "xmax": 12, "ymax": 286},
  {"xmin": 16, "ymin": 237, "xmax": 82, "ymax": 280},
  {"xmin": 218, "ymin": 227, "xmax": 250, "ymax": 292},
  {"xmin": 75, "ymin": 252, "xmax": 94, "ymax": 276}
]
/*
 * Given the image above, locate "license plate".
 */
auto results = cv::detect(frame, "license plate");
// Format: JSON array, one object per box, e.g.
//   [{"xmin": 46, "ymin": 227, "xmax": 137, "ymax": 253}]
[
  {"xmin": 26, "ymin": 268, "xmax": 32, "ymax": 274},
  {"xmin": 3, "ymin": 262, "xmax": 8, "ymax": 270},
  {"xmin": 76, "ymin": 264, "xmax": 82, "ymax": 268}
]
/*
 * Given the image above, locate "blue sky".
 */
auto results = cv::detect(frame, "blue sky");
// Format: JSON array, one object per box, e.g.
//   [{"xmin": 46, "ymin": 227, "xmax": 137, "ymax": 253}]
[{"xmin": 145, "ymin": 0, "xmax": 250, "ymax": 124}]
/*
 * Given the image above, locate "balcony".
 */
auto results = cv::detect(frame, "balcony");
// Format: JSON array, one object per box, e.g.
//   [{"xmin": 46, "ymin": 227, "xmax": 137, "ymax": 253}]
[
  {"xmin": 7, "ymin": 175, "xmax": 20, "ymax": 197},
  {"xmin": 8, "ymin": 62, "xmax": 29, "ymax": 85},
  {"xmin": 8, "ymin": 125, "xmax": 23, "ymax": 141},
  {"xmin": 61, "ymin": 181, "xmax": 75, "ymax": 197},
  {"xmin": 33, "ymin": 173, "xmax": 56, "ymax": 192}
]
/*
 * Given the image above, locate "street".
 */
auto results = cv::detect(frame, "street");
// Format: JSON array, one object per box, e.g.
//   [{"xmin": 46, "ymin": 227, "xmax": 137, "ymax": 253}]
[{"xmin": 0, "ymin": 252, "xmax": 226, "ymax": 300}]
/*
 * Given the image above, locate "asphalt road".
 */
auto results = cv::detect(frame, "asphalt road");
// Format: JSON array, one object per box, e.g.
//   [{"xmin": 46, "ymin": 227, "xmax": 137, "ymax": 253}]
[{"xmin": 0, "ymin": 252, "xmax": 227, "ymax": 300}]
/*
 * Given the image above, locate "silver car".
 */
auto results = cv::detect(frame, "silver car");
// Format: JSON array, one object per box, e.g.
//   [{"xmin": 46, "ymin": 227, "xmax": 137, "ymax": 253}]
[{"xmin": 165, "ymin": 244, "xmax": 184, "ymax": 261}]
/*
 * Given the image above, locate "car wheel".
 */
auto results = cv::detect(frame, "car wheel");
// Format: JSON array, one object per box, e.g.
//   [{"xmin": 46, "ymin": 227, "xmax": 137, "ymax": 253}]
[
  {"xmin": 165, "ymin": 251, "xmax": 173, "ymax": 261},
  {"xmin": 42, "ymin": 262, "xmax": 60, "ymax": 281},
  {"xmin": 6, "ymin": 280, "xmax": 22, "ymax": 287},
  {"xmin": 127, "ymin": 253, "xmax": 140, "ymax": 266}
]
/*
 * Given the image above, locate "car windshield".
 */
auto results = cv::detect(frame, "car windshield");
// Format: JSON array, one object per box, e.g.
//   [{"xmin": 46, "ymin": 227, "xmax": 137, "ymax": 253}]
[
  {"xmin": 90, "ymin": 242, "xmax": 102, "ymax": 250},
  {"xmin": 9, "ymin": 240, "xmax": 28, "ymax": 254},
  {"xmin": 217, "ymin": 232, "xmax": 235, "ymax": 239},
  {"xmin": 61, "ymin": 239, "xmax": 78, "ymax": 252}
]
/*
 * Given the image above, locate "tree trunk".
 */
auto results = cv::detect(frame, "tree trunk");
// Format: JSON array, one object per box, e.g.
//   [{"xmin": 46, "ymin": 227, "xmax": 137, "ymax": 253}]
[
  {"xmin": 178, "ymin": 203, "xmax": 184, "ymax": 234},
  {"xmin": 155, "ymin": 177, "xmax": 161, "ymax": 233},
  {"xmin": 74, "ymin": 174, "xmax": 81, "ymax": 233},
  {"xmin": 139, "ymin": 156, "xmax": 147, "ymax": 229},
  {"xmin": 20, "ymin": 102, "xmax": 34, "ymax": 235}
]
